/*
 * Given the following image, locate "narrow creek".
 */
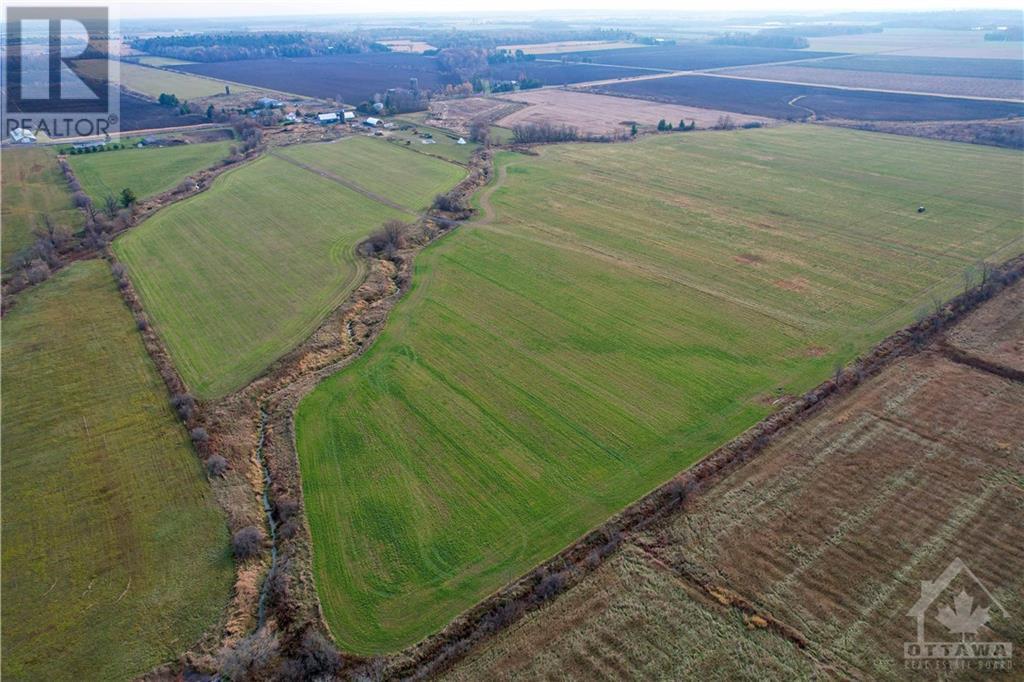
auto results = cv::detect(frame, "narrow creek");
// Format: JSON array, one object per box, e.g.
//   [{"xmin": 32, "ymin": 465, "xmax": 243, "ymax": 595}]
[{"xmin": 254, "ymin": 406, "xmax": 278, "ymax": 628}]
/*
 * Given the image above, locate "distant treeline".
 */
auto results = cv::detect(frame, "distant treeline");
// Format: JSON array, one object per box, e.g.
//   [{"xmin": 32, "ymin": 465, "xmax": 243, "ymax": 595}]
[
  {"xmin": 711, "ymin": 32, "xmax": 810, "ymax": 49},
  {"xmin": 712, "ymin": 24, "xmax": 882, "ymax": 49},
  {"xmin": 131, "ymin": 32, "xmax": 389, "ymax": 62},
  {"xmin": 763, "ymin": 24, "xmax": 883, "ymax": 38},
  {"xmin": 512, "ymin": 122, "xmax": 580, "ymax": 144},
  {"xmin": 414, "ymin": 27, "xmax": 635, "ymax": 50}
]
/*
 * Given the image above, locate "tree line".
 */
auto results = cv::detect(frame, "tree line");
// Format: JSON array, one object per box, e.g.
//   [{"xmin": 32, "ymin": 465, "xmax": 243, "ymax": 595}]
[{"xmin": 131, "ymin": 32, "xmax": 389, "ymax": 62}]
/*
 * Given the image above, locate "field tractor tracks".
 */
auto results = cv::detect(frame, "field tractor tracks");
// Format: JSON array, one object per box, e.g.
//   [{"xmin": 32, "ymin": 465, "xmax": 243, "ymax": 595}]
[
  {"xmin": 787, "ymin": 95, "xmax": 816, "ymax": 120},
  {"xmin": 270, "ymin": 149, "xmax": 418, "ymax": 216}
]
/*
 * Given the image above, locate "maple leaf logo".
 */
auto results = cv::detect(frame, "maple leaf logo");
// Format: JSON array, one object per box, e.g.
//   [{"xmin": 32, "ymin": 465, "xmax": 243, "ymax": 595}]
[{"xmin": 935, "ymin": 590, "xmax": 990, "ymax": 640}]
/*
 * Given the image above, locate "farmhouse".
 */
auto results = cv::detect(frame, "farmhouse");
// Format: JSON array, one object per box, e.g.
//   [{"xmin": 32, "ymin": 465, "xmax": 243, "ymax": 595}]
[
  {"xmin": 317, "ymin": 112, "xmax": 340, "ymax": 124},
  {"xmin": 364, "ymin": 117, "xmax": 382, "ymax": 127},
  {"xmin": 9, "ymin": 127, "xmax": 37, "ymax": 144}
]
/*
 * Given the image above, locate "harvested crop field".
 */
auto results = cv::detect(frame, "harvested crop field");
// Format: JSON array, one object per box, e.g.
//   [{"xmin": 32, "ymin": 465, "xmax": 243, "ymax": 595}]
[
  {"xmin": 590, "ymin": 74, "xmax": 1024, "ymax": 120},
  {"xmin": 499, "ymin": 40, "xmax": 643, "ymax": 55},
  {"xmin": 717, "ymin": 64, "xmax": 1024, "ymax": 100},
  {"xmin": 445, "ymin": 282, "xmax": 1024, "ymax": 680},
  {"xmin": 801, "ymin": 54, "xmax": 1024, "ymax": 80},
  {"xmin": 445, "ymin": 544, "xmax": 818, "ymax": 680},
  {"xmin": 117, "ymin": 90, "xmax": 207, "ymax": 130},
  {"xmin": 177, "ymin": 53, "xmax": 445, "ymax": 103},
  {"xmin": 68, "ymin": 140, "xmax": 232, "ymax": 204},
  {"xmin": 1, "ymin": 146, "xmax": 82, "ymax": 267},
  {"xmin": 494, "ymin": 89, "xmax": 770, "ymax": 134},
  {"xmin": 806, "ymin": 27, "xmax": 1024, "ymax": 59},
  {"xmin": 2, "ymin": 82, "xmax": 203, "ymax": 131},
  {"xmin": 114, "ymin": 142, "xmax": 461, "ymax": 398},
  {"xmin": 74, "ymin": 59, "xmax": 249, "ymax": 100},
  {"xmin": 134, "ymin": 55, "xmax": 195, "ymax": 67},
  {"xmin": 295, "ymin": 126, "xmax": 1023, "ymax": 654},
  {"xmin": 0, "ymin": 261, "xmax": 232, "ymax": 681},
  {"xmin": 946, "ymin": 279, "xmax": 1024, "ymax": 372},
  {"xmin": 485, "ymin": 61, "xmax": 650, "ymax": 85},
  {"xmin": 547, "ymin": 44, "xmax": 840, "ymax": 71}
]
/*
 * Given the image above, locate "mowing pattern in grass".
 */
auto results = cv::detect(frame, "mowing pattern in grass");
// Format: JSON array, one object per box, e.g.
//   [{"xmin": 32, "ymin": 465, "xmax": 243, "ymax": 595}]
[
  {"xmin": 0, "ymin": 261, "xmax": 232, "ymax": 681},
  {"xmin": 75, "ymin": 59, "xmax": 249, "ymax": 99},
  {"xmin": 295, "ymin": 126, "xmax": 1023, "ymax": 654},
  {"xmin": 114, "ymin": 153, "xmax": 408, "ymax": 398},
  {"xmin": 1, "ymin": 147, "xmax": 82, "ymax": 267},
  {"xmin": 276, "ymin": 136, "xmax": 467, "ymax": 211},
  {"xmin": 68, "ymin": 141, "xmax": 232, "ymax": 205}
]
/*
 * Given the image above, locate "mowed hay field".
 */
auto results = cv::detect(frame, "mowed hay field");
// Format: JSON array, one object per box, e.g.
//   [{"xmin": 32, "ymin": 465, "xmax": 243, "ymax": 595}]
[
  {"xmin": 1, "ymin": 146, "xmax": 82, "ymax": 266},
  {"xmin": 0, "ymin": 261, "xmax": 232, "ymax": 681},
  {"xmin": 114, "ymin": 143, "xmax": 462, "ymax": 398},
  {"xmin": 446, "ymin": 284, "xmax": 1024, "ymax": 680},
  {"xmin": 276, "ymin": 136, "xmax": 468, "ymax": 211},
  {"xmin": 69, "ymin": 141, "xmax": 232, "ymax": 204},
  {"xmin": 295, "ymin": 126, "xmax": 1024, "ymax": 654},
  {"xmin": 74, "ymin": 59, "xmax": 249, "ymax": 99}
]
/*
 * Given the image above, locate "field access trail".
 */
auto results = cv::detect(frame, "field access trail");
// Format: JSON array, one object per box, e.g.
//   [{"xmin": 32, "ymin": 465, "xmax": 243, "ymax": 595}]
[{"xmin": 295, "ymin": 126, "xmax": 1024, "ymax": 655}]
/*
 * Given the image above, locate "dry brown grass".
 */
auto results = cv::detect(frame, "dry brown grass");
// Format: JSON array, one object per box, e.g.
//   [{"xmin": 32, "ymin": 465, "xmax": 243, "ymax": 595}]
[
  {"xmin": 494, "ymin": 89, "xmax": 771, "ymax": 134},
  {"xmin": 496, "ymin": 40, "xmax": 643, "ymax": 55},
  {"xmin": 946, "ymin": 280, "xmax": 1024, "ymax": 372}
]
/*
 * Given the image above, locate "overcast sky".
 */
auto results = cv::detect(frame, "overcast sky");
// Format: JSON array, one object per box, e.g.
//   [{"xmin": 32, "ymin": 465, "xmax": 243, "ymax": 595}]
[
  {"xmin": 6, "ymin": 0, "xmax": 1020, "ymax": 20},
  {"xmin": 105, "ymin": 0, "xmax": 1024, "ymax": 19}
]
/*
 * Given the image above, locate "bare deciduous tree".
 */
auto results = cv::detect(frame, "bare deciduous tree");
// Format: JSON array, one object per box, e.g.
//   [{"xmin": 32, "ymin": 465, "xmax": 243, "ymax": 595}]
[
  {"xmin": 171, "ymin": 393, "xmax": 195, "ymax": 420},
  {"xmin": 231, "ymin": 525, "xmax": 265, "ymax": 560},
  {"xmin": 103, "ymin": 193, "xmax": 119, "ymax": 218},
  {"xmin": 207, "ymin": 454, "xmax": 228, "ymax": 477}
]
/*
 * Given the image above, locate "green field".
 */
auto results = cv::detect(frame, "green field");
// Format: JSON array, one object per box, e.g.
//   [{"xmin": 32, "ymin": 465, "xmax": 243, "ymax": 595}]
[
  {"xmin": 113, "ymin": 153, "xmax": 415, "ymax": 398},
  {"xmin": 68, "ymin": 141, "xmax": 232, "ymax": 205},
  {"xmin": 1, "ymin": 147, "xmax": 82, "ymax": 267},
  {"xmin": 75, "ymin": 59, "xmax": 248, "ymax": 99},
  {"xmin": 135, "ymin": 56, "xmax": 195, "ymax": 67},
  {"xmin": 1, "ymin": 260, "xmax": 232, "ymax": 680},
  {"xmin": 388, "ymin": 120, "xmax": 481, "ymax": 164},
  {"xmin": 295, "ymin": 126, "xmax": 1024, "ymax": 654},
  {"xmin": 277, "ymin": 136, "xmax": 467, "ymax": 210}
]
